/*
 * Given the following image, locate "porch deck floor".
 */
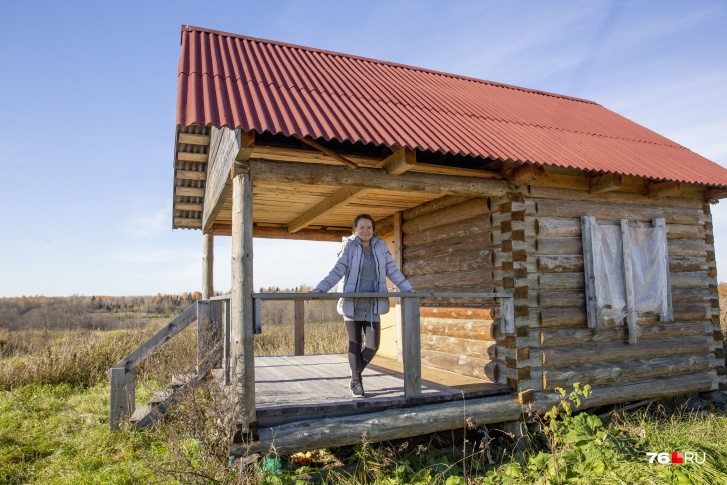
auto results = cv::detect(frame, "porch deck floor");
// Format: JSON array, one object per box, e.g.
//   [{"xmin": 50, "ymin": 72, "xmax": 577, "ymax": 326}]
[{"xmin": 238, "ymin": 354, "xmax": 510, "ymax": 427}]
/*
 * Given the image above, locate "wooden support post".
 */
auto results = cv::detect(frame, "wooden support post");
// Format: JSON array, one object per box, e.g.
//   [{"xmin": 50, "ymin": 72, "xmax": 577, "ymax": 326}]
[
  {"xmin": 231, "ymin": 165, "xmax": 256, "ymax": 429},
  {"xmin": 210, "ymin": 300, "xmax": 224, "ymax": 368},
  {"xmin": 109, "ymin": 366, "xmax": 134, "ymax": 430},
  {"xmin": 294, "ymin": 300, "xmax": 305, "ymax": 356},
  {"xmin": 394, "ymin": 211, "xmax": 404, "ymax": 362},
  {"xmin": 401, "ymin": 297, "xmax": 422, "ymax": 397},
  {"xmin": 620, "ymin": 220, "xmax": 638, "ymax": 344},
  {"xmin": 202, "ymin": 233, "xmax": 214, "ymax": 299}
]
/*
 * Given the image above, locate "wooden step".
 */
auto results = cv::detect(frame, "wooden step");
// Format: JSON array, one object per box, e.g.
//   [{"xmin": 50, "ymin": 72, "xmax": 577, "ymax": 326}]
[
  {"xmin": 171, "ymin": 373, "xmax": 195, "ymax": 387},
  {"xmin": 150, "ymin": 389, "xmax": 175, "ymax": 404},
  {"xmin": 130, "ymin": 405, "xmax": 154, "ymax": 423}
]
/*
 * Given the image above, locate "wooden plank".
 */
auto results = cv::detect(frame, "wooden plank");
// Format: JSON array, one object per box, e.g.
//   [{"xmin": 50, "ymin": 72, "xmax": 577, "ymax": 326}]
[
  {"xmin": 178, "ymin": 133, "xmax": 211, "ymax": 145},
  {"xmin": 539, "ymin": 321, "xmax": 711, "ymax": 347},
  {"xmin": 421, "ymin": 334, "xmax": 492, "ymax": 359},
  {"xmin": 538, "ymin": 273, "xmax": 585, "ymax": 290},
  {"xmin": 407, "ymin": 269, "xmax": 493, "ymax": 289},
  {"xmin": 175, "ymin": 202, "xmax": 203, "ymax": 211},
  {"xmin": 654, "ymin": 218, "xmax": 674, "ymax": 321},
  {"xmin": 231, "ymin": 170, "xmax": 256, "ymax": 429},
  {"xmin": 197, "ymin": 300, "xmax": 212, "ymax": 368},
  {"xmin": 110, "ymin": 366, "xmax": 128, "ymax": 430},
  {"xmin": 210, "ymin": 224, "xmax": 351, "ymax": 241},
  {"xmin": 536, "ymin": 199, "xmax": 703, "ymax": 224},
  {"xmin": 175, "ymin": 186, "xmax": 205, "ymax": 197},
  {"xmin": 422, "ymin": 348, "xmax": 497, "ymax": 380},
  {"xmin": 422, "ymin": 317, "xmax": 495, "ymax": 340},
  {"xmin": 528, "ymin": 184, "xmax": 701, "ymax": 209},
  {"xmin": 402, "ymin": 298, "xmax": 422, "ymax": 397},
  {"xmin": 537, "ymin": 255, "xmax": 584, "ymax": 273},
  {"xmin": 177, "ymin": 151, "xmax": 208, "ymax": 162},
  {"xmin": 177, "ymin": 169, "xmax": 207, "ymax": 181},
  {"xmin": 536, "ymin": 237, "xmax": 582, "ymax": 255},
  {"xmin": 536, "ymin": 217, "xmax": 581, "ymax": 237},
  {"xmin": 403, "ymin": 195, "xmax": 471, "ymax": 222},
  {"xmin": 590, "ymin": 173, "xmax": 622, "ymax": 194},
  {"xmin": 287, "ymin": 186, "xmax": 367, "ymax": 233},
  {"xmin": 174, "ymin": 217, "xmax": 202, "ymax": 228},
  {"xmin": 621, "ymin": 220, "xmax": 638, "ymax": 344},
  {"xmin": 403, "ymin": 198, "xmax": 487, "ymax": 234},
  {"xmin": 248, "ymin": 159, "xmax": 509, "ymax": 197},
  {"xmin": 203, "ymin": 127, "xmax": 238, "ymax": 230},
  {"xmin": 380, "ymin": 147, "xmax": 416, "ymax": 175},
  {"xmin": 508, "ymin": 163, "xmax": 545, "ymax": 186},
  {"xmin": 294, "ymin": 300, "xmax": 305, "ymax": 356},
  {"xmin": 404, "ymin": 232, "xmax": 494, "ymax": 261},
  {"xmin": 403, "ymin": 248, "xmax": 492, "ymax": 276},
  {"xmin": 403, "ymin": 215, "xmax": 491, "ymax": 246}
]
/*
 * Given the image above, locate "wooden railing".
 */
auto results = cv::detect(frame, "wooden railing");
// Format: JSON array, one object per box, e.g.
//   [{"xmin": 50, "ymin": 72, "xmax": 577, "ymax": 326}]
[
  {"xmin": 108, "ymin": 299, "xmax": 226, "ymax": 430},
  {"xmin": 225, "ymin": 291, "xmax": 514, "ymax": 399},
  {"xmin": 108, "ymin": 291, "xmax": 513, "ymax": 430}
]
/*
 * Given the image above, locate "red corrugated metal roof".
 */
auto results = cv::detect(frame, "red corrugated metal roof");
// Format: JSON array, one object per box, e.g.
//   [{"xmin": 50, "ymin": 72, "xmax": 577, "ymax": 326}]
[{"xmin": 176, "ymin": 25, "xmax": 727, "ymax": 187}]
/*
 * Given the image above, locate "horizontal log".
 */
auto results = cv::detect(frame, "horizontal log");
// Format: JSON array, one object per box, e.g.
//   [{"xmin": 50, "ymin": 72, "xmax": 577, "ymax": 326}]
[
  {"xmin": 403, "ymin": 195, "xmax": 472, "ymax": 222},
  {"xmin": 404, "ymin": 232, "xmax": 495, "ymax": 260},
  {"xmin": 538, "ymin": 273, "xmax": 585, "ymax": 290},
  {"xmin": 407, "ymin": 270, "xmax": 493, "ymax": 289},
  {"xmin": 537, "ymin": 290, "xmax": 585, "ymax": 308},
  {"xmin": 403, "ymin": 198, "xmax": 488, "ymax": 234},
  {"xmin": 403, "ymin": 215, "xmax": 491, "ymax": 246},
  {"xmin": 543, "ymin": 355, "xmax": 712, "ymax": 389},
  {"xmin": 542, "ymin": 336, "xmax": 710, "ymax": 367},
  {"xmin": 667, "ymin": 238, "xmax": 706, "ymax": 257},
  {"xmin": 421, "ymin": 335, "xmax": 492, "ymax": 359},
  {"xmin": 210, "ymin": 224, "xmax": 351, "ymax": 241},
  {"xmin": 668, "ymin": 224, "xmax": 705, "ymax": 239},
  {"xmin": 249, "ymin": 159, "xmax": 509, "ymax": 196},
  {"xmin": 422, "ymin": 317, "xmax": 496, "ymax": 340},
  {"xmin": 671, "ymin": 287, "xmax": 711, "ymax": 303},
  {"xmin": 536, "ymin": 237, "xmax": 583, "ymax": 255},
  {"xmin": 673, "ymin": 303, "xmax": 710, "ymax": 321},
  {"xmin": 539, "ymin": 321, "xmax": 711, "ymax": 347},
  {"xmin": 535, "ymin": 217, "xmax": 581, "ymax": 238},
  {"xmin": 537, "ymin": 255, "xmax": 584, "ymax": 273},
  {"xmin": 420, "ymin": 307, "xmax": 494, "ymax": 319},
  {"xmin": 420, "ymin": 292, "xmax": 497, "ymax": 308},
  {"xmin": 421, "ymin": 348, "xmax": 493, "ymax": 379},
  {"xmin": 670, "ymin": 256, "xmax": 709, "ymax": 272},
  {"xmin": 540, "ymin": 307, "xmax": 587, "ymax": 327},
  {"xmin": 404, "ymin": 249, "xmax": 492, "ymax": 276},
  {"xmin": 534, "ymin": 199, "xmax": 704, "ymax": 225},
  {"xmin": 670, "ymin": 271, "xmax": 712, "ymax": 288},
  {"xmin": 527, "ymin": 185, "xmax": 703, "ymax": 209},
  {"xmin": 238, "ymin": 372, "xmax": 715, "ymax": 455}
]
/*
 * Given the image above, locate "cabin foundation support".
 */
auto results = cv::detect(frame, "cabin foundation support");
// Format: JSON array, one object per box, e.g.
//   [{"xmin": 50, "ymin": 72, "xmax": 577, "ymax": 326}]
[{"xmin": 202, "ymin": 233, "xmax": 214, "ymax": 299}]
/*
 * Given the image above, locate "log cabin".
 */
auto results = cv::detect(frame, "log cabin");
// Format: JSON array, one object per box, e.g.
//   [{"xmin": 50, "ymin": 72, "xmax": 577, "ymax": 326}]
[{"xmin": 111, "ymin": 25, "xmax": 727, "ymax": 456}]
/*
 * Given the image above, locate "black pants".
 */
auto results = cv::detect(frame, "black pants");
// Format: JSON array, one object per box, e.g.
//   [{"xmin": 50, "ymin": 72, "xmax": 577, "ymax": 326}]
[{"xmin": 345, "ymin": 320, "xmax": 381, "ymax": 379}]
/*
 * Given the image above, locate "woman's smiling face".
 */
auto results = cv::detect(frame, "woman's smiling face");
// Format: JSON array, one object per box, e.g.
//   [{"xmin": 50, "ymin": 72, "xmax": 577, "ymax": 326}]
[{"xmin": 354, "ymin": 218, "xmax": 374, "ymax": 243}]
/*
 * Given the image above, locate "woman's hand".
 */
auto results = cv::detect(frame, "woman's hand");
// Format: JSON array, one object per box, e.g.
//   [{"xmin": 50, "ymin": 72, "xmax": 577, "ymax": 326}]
[{"xmin": 309, "ymin": 288, "xmax": 323, "ymax": 293}]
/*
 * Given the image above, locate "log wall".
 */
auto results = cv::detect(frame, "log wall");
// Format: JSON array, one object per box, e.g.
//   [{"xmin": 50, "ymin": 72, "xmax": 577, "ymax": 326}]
[
  {"xmin": 511, "ymin": 183, "xmax": 725, "ymax": 393},
  {"xmin": 401, "ymin": 197, "xmax": 502, "ymax": 382}
]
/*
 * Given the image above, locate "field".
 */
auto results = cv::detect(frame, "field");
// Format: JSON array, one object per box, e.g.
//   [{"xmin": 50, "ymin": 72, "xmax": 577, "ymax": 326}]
[{"xmin": 0, "ymin": 291, "xmax": 726, "ymax": 484}]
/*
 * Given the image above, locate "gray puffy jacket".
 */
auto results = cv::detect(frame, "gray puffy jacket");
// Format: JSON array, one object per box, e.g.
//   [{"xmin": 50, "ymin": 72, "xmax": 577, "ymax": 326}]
[{"xmin": 315, "ymin": 235, "xmax": 413, "ymax": 317}]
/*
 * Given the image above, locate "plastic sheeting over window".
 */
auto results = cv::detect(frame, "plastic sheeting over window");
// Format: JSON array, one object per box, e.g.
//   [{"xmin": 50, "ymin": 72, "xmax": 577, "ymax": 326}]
[{"xmin": 582, "ymin": 216, "xmax": 673, "ymax": 342}]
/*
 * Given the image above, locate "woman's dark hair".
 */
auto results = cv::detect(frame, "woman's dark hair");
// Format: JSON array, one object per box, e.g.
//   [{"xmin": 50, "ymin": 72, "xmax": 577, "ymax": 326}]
[{"xmin": 353, "ymin": 214, "xmax": 375, "ymax": 232}]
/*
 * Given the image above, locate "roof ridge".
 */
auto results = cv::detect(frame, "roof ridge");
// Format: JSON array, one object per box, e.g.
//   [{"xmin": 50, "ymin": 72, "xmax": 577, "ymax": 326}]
[{"xmin": 181, "ymin": 25, "xmax": 599, "ymax": 106}]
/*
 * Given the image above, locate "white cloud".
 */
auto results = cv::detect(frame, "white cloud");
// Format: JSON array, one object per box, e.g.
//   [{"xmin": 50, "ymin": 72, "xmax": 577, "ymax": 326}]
[{"xmin": 122, "ymin": 207, "xmax": 170, "ymax": 238}]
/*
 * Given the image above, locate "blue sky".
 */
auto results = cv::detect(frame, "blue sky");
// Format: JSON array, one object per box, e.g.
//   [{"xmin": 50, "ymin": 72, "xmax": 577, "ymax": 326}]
[{"xmin": 1, "ymin": 0, "xmax": 726, "ymax": 297}]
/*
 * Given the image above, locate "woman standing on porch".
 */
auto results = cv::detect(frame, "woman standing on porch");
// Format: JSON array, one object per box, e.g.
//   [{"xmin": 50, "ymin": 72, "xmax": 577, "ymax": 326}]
[{"xmin": 312, "ymin": 214, "xmax": 413, "ymax": 398}]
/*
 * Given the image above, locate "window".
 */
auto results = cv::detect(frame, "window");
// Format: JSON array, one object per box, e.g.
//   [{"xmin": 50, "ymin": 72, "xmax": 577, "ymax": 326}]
[{"xmin": 581, "ymin": 216, "xmax": 673, "ymax": 343}]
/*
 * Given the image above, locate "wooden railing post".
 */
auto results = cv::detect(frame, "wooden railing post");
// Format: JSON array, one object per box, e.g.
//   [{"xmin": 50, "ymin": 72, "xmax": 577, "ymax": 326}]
[
  {"xmin": 197, "ymin": 300, "xmax": 211, "ymax": 369},
  {"xmin": 401, "ymin": 297, "xmax": 422, "ymax": 397},
  {"xmin": 294, "ymin": 300, "xmax": 305, "ymax": 356},
  {"xmin": 223, "ymin": 299, "xmax": 231, "ymax": 386},
  {"xmin": 110, "ymin": 366, "xmax": 135, "ymax": 430}
]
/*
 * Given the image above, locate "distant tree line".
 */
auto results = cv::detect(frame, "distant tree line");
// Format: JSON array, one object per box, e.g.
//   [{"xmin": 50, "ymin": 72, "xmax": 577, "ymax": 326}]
[{"xmin": 0, "ymin": 287, "xmax": 341, "ymax": 331}]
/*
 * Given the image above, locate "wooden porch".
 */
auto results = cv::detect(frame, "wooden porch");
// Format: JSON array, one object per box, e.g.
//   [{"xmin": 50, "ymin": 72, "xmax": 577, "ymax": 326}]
[{"xmin": 226, "ymin": 353, "xmax": 510, "ymax": 428}]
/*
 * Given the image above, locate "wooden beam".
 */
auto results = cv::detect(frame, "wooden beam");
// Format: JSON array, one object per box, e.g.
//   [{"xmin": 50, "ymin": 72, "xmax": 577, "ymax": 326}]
[
  {"xmin": 175, "ymin": 202, "xmax": 203, "ymax": 211},
  {"xmin": 620, "ymin": 219, "xmax": 638, "ymax": 344},
  {"xmin": 401, "ymin": 298, "xmax": 421, "ymax": 397},
  {"xmin": 380, "ymin": 147, "xmax": 416, "ymax": 175},
  {"xmin": 507, "ymin": 163, "xmax": 545, "ymax": 186},
  {"xmin": 248, "ymin": 159, "xmax": 509, "ymax": 197},
  {"xmin": 178, "ymin": 133, "xmax": 211, "ymax": 145},
  {"xmin": 649, "ymin": 181, "xmax": 681, "ymax": 199},
  {"xmin": 211, "ymin": 224, "xmax": 351, "ymax": 241},
  {"xmin": 175, "ymin": 186, "xmax": 205, "ymax": 197},
  {"xmin": 231, "ymin": 168, "xmax": 256, "ymax": 430},
  {"xmin": 590, "ymin": 173, "xmax": 622, "ymax": 194},
  {"xmin": 705, "ymin": 188, "xmax": 727, "ymax": 202},
  {"xmin": 294, "ymin": 301, "xmax": 304, "ymax": 356},
  {"xmin": 174, "ymin": 217, "xmax": 202, "ymax": 228},
  {"xmin": 287, "ymin": 186, "xmax": 367, "ymax": 233},
  {"xmin": 236, "ymin": 130, "xmax": 255, "ymax": 162},
  {"xmin": 293, "ymin": 135, "xmax": 359, "ymax": 169}
]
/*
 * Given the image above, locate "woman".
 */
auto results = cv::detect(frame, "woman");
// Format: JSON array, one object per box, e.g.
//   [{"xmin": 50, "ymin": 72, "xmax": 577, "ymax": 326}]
[{"xmin": 312, "ymin": 214, "xmax": 413, "ymax": 398}]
